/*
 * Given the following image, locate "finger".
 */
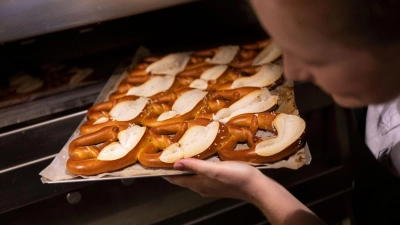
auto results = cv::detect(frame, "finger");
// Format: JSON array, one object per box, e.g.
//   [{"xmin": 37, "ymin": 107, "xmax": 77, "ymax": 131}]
[
  {"xmin": 173, "ymin": 158, "xmax": 220, "ymax": 177},
  {"xmin": 162, "ymin": 174, "xmax": 199, "ymax": 188}
]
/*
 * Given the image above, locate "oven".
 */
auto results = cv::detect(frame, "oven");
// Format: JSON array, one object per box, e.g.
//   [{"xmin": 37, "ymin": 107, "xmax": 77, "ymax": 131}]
[{"xmin": 0, "ymin": 1, "xmax": 357, "ymax": 224}]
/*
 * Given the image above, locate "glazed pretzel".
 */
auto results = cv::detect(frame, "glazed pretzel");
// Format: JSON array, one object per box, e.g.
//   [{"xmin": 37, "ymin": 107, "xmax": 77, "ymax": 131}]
[
  {"xmin": 216, "ymin": 64, "xmax": 284, "ymax": 91},
  {"xmin": 141, "ymin": 87, "xmax": 264, "ymax": 127},
  {"xmin": 129, "ymin": 54, "xmax": 207, "ymax": 76},
  {"xmin": 141, "ymin": 88, "xmax": 210, "ymax": 127},
  {"xmin": 182, "ymin": 45, "xmax": 241, "ymax": 72},
  {"xmin": 115, "ymin": 75, "xmax": 151, "ymax": 94},
  {"xmin": 127, "ymin": 55, "xmax": 163, "ymax": 76},
  {"xmin": 138, "ymin": 118, "xmax": 237, "ymax": 168},
  {"xmin": 230, "ymin": 39, "xmax": 282, "ymax": 68},
  {"xmin": 179, "ymin": 65, "xmax": 242, "ymax": 92},
  {"xmin": 218, "ymin": 112, "xmax": 306, "ymax": 163},
  {"xmin": 196, "ymin": 87, "xmax": 263, "ymax": 120},
  {"xmin": 67, "ymin": 124, "xmax": 152, "ymax": 175},
  {"xmin": 109, "ymin": 75, "xmax": 195, "ymax": 100},
  {"xmin": 80, "ymin": 95, "xmax": 149, "ymax": 135}
]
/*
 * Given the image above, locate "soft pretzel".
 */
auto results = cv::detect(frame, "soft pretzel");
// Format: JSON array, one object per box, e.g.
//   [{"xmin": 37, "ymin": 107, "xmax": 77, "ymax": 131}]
[
  {"xmin": 196, "ymin": 87, "xmax": 263, "ymax": 120},
  {"xmin": 141, "ymin": 88, "xmax": 209, "ymax": 127},
  {"xmin": 218, "ymin": 112, "xmax": 306, "ymax": 163},
  {"xmin": 141, "ymin": 87, "xmax": 265, "ymax": 125},
  {"xmin": 230, "ymin": 39, "xmax": 282, "ymax": 68},
  {"xmin": 212, "ymin": 88, "xmax": 279, "ymax": 123},
  {"xmin": 138, "ymin": 118, "xmax": 236, "ymax": 168},
  {"xmin": 144, "ymin": 52, "xmax": 191, "ymax": 76},
  {"xmin": 216, "ymin": 64, "xmax": 284, "ymax": 90},
  {"xmin": 80, "ymin": 96, "xmax": 150, "ymax": 135},
  {"xmin": 195, "ymin": 45, "xmax": 239, "ymax": 63},
  {"xmin": 115, "ymin": 75, "xmax": 151, "ymax": 93},
  {"xmin": 127, "ymin": 55, "xmax": 162, "ymax": 72},
  {"xmin": 131, "ymin": 54, "xmax": 209, "ymax": 76},
  {"xmin": 109, "ymin": 74, "xmax": 176, "ymax": 100},
  {"xmin": 109, "ymin": 74, "xmax": 196, "ymax": 100},
  {"xmin": 184, "ymin": 65, "xmax": 242, "ymax": 91},
  {"xmin": 67, "ymin": 124, "xmax": 152, "ymax": 175},
  {"xmin": 177, "ymin": 64, "xmax": 216, "ymax": 78}
]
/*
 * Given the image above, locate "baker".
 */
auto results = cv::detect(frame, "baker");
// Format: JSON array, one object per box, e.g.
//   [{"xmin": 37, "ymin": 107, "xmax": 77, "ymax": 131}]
[{"xmin": 163, "ymin": 1, "xmax": 400, "ymax": 224}]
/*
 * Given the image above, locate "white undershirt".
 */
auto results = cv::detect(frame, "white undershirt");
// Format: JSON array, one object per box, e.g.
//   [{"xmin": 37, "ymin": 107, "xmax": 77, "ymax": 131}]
[{"xmin": 365, "ymin": 95, "xmax": 400, "ymax": 176}]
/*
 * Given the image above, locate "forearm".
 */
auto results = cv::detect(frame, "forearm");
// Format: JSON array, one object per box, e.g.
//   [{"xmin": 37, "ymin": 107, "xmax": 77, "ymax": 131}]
[
  {"xmin": 247, "ymin": 173, "xmax": 327, "ymax": 225},
  {"xmin": 165, "ymin": 159, "xmax": 326, "ymax": 224}
]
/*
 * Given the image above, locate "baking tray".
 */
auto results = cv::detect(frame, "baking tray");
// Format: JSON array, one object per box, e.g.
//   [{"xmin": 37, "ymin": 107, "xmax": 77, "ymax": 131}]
[{"xmin": 40, "ymin": 47, "xmax": 312, "ymax": 183}]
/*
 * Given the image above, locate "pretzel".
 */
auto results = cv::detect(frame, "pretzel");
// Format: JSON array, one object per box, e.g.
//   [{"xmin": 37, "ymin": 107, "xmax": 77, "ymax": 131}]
[
  {"xmin": 109, "ymin": 74, "xmax": 175, "ymax": 100},
  {"xmin": 129, "ymin": 54, "xmax": 208, "ymax": 76},
  {"xmin": 109, "ymin": 74, "xmax": 196, "ymax": 100},
  {"xmin": 181, "ymin": 65, "xmax": 242, "ymax": 91},
  {"xmin": 80, "ymin": 96, "xmax": 150, "ymax": 135},
  {"xmin": 127, "ymin": 57, "xmax": 160, "ymax": 76},
  {"xmin": 177, "ymin": 64, "xmax": 217, "ymax": 78},
  {"xmin": 196, "ymin": 87, "xmax": 263, "ymax": 120},
  {"xmin": 230, "ymin": 39, "xmax": 282, "ymax": 68},
  {"xmin": 212, "ymin": 88, "xmax": 279, "ymax": 123},
  {"xmin": 138, "ymin": 118, "xmax": 236, "ymax": 168},
  {"xmin": 67, "ymin": 124, "xmax": 151, "ymax": 175},
  {"xmin": 184, "ymin": 45, "xmax": 240, "ymax": 71},
  {"xmin": 115, "ymin": 75, "xmax": 151, "ymax": 93},
  {"xmin": 141, "ymin": 87, "xmax": 265, "ymax": 126},
  {"xmin": 218, "ymin": 112, "xmax": 306, "ymax": 163},
  {"xmin": 216, "ymin": 64, "xmax": 284, "ymax": 90},
  {"xmin": 141, "ymin": 88, "xmax": 209, "ymax": 127}
]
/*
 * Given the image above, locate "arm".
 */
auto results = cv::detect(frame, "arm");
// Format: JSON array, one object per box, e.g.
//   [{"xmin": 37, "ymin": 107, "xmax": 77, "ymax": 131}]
[{"xmin": 163, "ymin": 158, "xmax": 326, "ymax": 225}]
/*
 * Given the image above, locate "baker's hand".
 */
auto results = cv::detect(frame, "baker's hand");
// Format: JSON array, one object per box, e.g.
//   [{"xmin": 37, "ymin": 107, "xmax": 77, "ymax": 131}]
[{"xmin": 163, "ymin": 158, "xmax": 265, "ymax": 203}]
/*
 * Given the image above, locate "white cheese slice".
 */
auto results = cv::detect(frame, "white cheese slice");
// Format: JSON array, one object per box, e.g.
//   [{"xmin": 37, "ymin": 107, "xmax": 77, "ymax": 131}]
[
  {"xmin": 160, "ymin": 121, "xmax": 219, "ymax": 163},
  {"xmin": 93, "ymin": 117, "xmax": 109, "ymax": 125},
  {"xmin": 145, "ymin": 52, "xmax": 191, "ymax": 76},
  {"xmin": 252, "ymin": 41, "xmax": 282, "ymax": 66},
  {"xmin": 189, "ymin": 65, "xmax": 228, "ymax": 90},
  {"xmin": 109, "ymin": 97, "xmax": 149, "ymax": 121},
  {"xmin": 157, "ymin": 89, "xmax": 208, "ymax": 121},
  {"xmin": 172, "ymin": 89, "xmax": 208, "ymax": 115},
  {"xmin": 157, "ymin": 111, "xmax": 178, "ymax": 121},
  {"xmin": 255, "ymin": 114, "xmax": 305, "ymax": 156},
  {"xmin": 117, "ymin": 125, "xmax": 147, "ymax": 150},
  {"xmin": 127, "ymin": 75, "xmax": 175, "ymax": 97},
  {"xmin": 189, "ymin": 79, "xmax": 208, "ymax": 90},
  {"xmin": 97, "ymin": 142, "xmax": 128, "ymax": 161},
  {"xmin": 231, "ymin": 64, "xmax": 283, "ymax": 89},
  {"xmin": 200, "ymin": 65, "xmax": 228, "ymax": 80},
  {"xmin": 206, "ymin": 45, "xmax": 239, "ymax": 64},
  {"xmin": 97, "ymin": 125, "xmax": 146, "ymax": 161},
  {"xmin": 213, "ymin": 89, "xmax": 279, "ymax": 123}
]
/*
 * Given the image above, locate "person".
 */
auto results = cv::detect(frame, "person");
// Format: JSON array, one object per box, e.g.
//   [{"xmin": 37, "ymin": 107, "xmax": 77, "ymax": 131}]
[{"xmin": 163, "ymin": 0, "xmax": 400, "ymax": 224}]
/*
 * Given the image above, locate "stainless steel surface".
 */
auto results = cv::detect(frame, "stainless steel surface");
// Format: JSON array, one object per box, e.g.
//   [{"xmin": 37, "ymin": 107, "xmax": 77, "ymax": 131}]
[
  {"xmin": 0, "ymin": 0, "xmax": 195, "ymax": 43},
  {"xmin": 0, "ymin": 110, "xmax": 86, "ymax": 172},
  {"xmin": 0, "ymin": 82, "xmax": 105, "ymax": 128}
]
